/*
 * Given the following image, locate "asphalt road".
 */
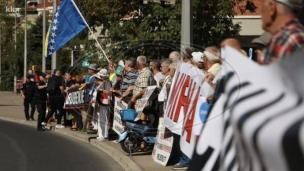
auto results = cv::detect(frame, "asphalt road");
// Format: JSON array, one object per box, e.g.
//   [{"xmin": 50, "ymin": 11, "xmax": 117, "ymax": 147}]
[{"xmin": 0, "ymin": 120, "xmax": 123, "ymax": 171}]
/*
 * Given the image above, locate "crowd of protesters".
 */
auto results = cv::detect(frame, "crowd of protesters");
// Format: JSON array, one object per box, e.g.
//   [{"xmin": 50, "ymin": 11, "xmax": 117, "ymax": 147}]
[{"xmin": 17, "ymin": 0, "xmax": 304, "ymax": 169}]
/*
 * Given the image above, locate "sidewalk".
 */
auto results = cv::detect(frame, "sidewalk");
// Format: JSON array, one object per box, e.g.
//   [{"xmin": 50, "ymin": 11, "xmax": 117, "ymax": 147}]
[{"xmin": 0, "ymin": 91, "xmax": 174, "ymax": 171}]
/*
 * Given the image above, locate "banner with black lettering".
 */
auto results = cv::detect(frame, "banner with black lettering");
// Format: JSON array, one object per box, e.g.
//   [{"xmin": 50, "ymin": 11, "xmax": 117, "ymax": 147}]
[
  {"xmin": 113, "ymin": 97, "xmax": 128, "ymax": 135},
  {"xmin": 151, "ymin": 118, "xmax": 174, "ymax": 166},
  {"xmin": 64, "ymin": 86, "xmax": 91, "ymax": 109},
  {"xmin": 135, "ymin": 85, "xmax": 157, "ymax": 120}
]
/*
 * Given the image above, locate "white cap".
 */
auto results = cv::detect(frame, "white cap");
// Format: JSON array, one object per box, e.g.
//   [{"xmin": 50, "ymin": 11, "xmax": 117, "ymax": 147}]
[{"xmin": 192, "ymin": 52, "xmax": 204, "ymax": 63}]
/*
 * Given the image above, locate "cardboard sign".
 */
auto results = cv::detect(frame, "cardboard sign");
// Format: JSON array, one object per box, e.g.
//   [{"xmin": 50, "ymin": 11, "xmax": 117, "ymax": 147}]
[
  {"xmin": 113, "ymin": 97, "xmax": 128, "ymax": 135},
  {"xmin": 152, "ymin": 118, "xmax": 174, "ymax": 166},
  {"xmin": 135, "ymin": 85, "xmax": 157, "ymax": 120}
]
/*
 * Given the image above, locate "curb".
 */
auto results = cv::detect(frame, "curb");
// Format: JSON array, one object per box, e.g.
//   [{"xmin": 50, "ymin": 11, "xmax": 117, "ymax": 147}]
[{"xmin": 0, "ymin": 116, "xmax": 143, "ymax": 171}]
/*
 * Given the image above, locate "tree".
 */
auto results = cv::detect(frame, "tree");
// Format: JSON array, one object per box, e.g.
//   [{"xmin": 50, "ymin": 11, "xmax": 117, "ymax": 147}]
[{"xmin": 75, "ymin": 0, "xmax": 256, "ymax": 62}]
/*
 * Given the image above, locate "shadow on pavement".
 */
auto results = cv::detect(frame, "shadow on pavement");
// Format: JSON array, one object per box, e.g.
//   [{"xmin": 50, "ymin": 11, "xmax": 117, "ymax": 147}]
[{"xmin": 0, "ymin": 104, "xmax": 22, "ymax": 106}]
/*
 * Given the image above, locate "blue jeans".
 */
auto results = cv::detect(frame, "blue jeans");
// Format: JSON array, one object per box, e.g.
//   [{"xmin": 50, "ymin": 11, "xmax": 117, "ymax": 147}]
[{"xmin": 179, "ymin": 152, "xmax": 190, "ymax": 166}]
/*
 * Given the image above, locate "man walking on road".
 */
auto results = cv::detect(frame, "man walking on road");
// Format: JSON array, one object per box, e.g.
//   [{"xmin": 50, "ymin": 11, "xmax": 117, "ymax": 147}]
[
  {"xmin": 42, "ymin": 69, "xmax": 65, "ymax": 128},
  {"xmin": 20, "ymin": 74, "xmax": 36, "ymax": 121}
]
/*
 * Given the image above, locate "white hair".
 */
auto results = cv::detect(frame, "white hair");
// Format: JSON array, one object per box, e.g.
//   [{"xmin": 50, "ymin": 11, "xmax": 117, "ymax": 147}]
[
  {"xmin": 137, "ymin": 56, "xmax": 147, "ymax": 65},
  {"xmin": 203, "ymin": 47, "xmax": 221, "ymax": 63},
  {"xmin": 169, "ymin": 51, "xmax": 180, "ymax": 62}
]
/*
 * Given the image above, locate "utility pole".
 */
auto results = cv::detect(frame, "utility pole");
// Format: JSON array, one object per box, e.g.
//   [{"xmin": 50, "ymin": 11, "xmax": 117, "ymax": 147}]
[
  {"xmin": 181, "ymin": 0, "xmax": 193, "ymax": 49},
  {"xmin": 14, "ymin": 1, "xmax": 17, "ymax": 93},
  {"xmin": 42, "ymin": 0, "xmax": 46, "ymax": 72},
  {"xmin": 0, "ymin": 24, "xmax": 1, "ymax": 86},
  {"xmin": 51, "ymin": 0, "xmax": 57, "ymax": 71},
  {"xmin": 24, "ymin": 0, "xmax": 27, "ymax": 83}
]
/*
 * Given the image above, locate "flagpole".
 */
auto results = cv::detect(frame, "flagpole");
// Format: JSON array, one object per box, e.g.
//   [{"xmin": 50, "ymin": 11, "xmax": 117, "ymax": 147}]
[
  {"xmin": 86, "ymin": 27, "xmax": 110, "ymax": 62},
  {"xmin": 52, "ymin": 0, "xmax": 57, "ymax": 71},
  {"xmin": 70, "ymin": 0, "xmax": 109, "ymax": 62},
  {"xmin": 42, "ymin": 0, "xmax": 46, "ymax": 72}
]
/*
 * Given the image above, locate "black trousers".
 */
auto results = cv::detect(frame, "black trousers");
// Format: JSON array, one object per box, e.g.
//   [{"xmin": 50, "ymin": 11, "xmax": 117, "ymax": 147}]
[
  {"xmin": 36, "ymin": 100, "xmax": 46, "ymax": 128},
  {"xmin": 45, "ymin": 96, "xmax": 64, "ymax": 125},
  {"xmin": 24, "ymin": 98, "xmax": 36, "ymax": 120}
]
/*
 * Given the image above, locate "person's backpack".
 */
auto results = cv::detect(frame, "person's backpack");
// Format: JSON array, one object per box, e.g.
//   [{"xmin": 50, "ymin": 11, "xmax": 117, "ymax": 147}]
[{"xmin": 47, "ymin": 77, "xmax": 56, "ymax": 94}]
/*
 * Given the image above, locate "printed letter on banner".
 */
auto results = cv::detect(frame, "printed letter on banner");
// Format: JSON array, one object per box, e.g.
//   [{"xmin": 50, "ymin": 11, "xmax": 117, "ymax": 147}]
[
  {"xmin": 179, "ymin": 65, "xmax": 206, "ymax": 158},
  {"xmin": 151, "ymin": 118, "xmax": 174, "ymax": 166},
  {"xmin": 164, "ymin": 63, "xmax": 192, "ymax": 135},
  {"xmin": 113, "ymin": 97, "xmax": 128, "ymax": 135}
]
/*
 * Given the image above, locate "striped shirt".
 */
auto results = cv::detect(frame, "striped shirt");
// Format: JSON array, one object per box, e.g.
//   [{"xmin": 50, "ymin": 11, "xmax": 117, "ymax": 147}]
[
  {"xmin": 133, "ymin": 67, "xmax": 156, "ymax": 107},
  {"xmin": 262, "ymin": 19, "xmax": 304, "ymax": 65},
  {"xmin": 120, "ymin": 69, "xmax": 138, "ymax": 95}
]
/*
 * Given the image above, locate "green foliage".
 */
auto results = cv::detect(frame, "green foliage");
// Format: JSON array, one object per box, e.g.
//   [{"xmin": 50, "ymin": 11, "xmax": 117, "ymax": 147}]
[{"xmin": 75, "ymin": 0, "xmax": 256, "ymax": 61}]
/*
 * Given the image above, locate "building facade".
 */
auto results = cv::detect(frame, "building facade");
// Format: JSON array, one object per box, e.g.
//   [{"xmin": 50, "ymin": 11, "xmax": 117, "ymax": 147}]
[{"xmin": 233, "ymin": 0, "xmax": 264, "ymax": 48}]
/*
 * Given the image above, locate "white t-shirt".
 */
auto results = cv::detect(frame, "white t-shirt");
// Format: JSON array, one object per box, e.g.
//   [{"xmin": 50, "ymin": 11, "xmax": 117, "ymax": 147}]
[{"xmin": 154, "ymin": 72, "xmax": 166, "ymax": 87}]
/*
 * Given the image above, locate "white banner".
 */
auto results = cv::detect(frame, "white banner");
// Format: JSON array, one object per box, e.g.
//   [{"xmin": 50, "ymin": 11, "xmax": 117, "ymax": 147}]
[
  {"xmin": 193, "ymin": 82, "xmax": 214, "ymax": 136},
  {"xmin": 164, "ymin": 63, "xmax": 205, "ymax": 135},
  {"xmin": 152, "ymin": 118, "xmax": 174, "ymax": 166},
  {"xmin": 113, "ymin": 97, "xmax": 128, "ymax": 135},
  {"xmin": 135, "ymin": 85, "xmax": 157, "ymax": 120}
]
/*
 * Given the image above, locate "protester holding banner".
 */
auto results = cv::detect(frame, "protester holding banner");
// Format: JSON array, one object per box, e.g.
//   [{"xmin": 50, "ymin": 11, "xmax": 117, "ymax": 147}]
[
  {"xmin": 169, "ymin": 51, "xmax": 180, "ymax": 63},
  {"xmin": 94, "ymin": 69, "xmax": 112, "ymax": 141},
  {"xmin": 64, "ymin": 72, "xmax": 82, "ymax": 130},
  {"xmin": 157, "ymin": 59, "xmax": 172, "ymax": 117},
  {"xmin": 131, "ymin": 56, "xmax": 157, "ymax": 122},
  {"xmin": 120, "ymin": 58, "xmax": 138, "ymax": 103},
  {"xmin": 203, "ymin": 47, "xmax": 222, "ymax": 90},
  {"xmin": 83, "ymin": 64, "xmax": 99, "ymax": 132},
  {"xmin": 150, "ymin": 60, "xmax": 166, "ymax": 87},
  {"xmin": 181, "ymin": 46, "xmax": 194, "ymax": 63}
]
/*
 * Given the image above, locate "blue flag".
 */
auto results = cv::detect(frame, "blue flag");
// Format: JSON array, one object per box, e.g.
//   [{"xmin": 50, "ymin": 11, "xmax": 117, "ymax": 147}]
[{"xmin": 44, "ymin": 0, "xmax": 87, "ymax": 57}]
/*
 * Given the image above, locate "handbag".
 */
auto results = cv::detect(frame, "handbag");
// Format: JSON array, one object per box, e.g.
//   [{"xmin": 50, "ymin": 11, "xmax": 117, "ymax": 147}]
[
  {"xmin": 99, "ymin": 92, "xmax": 109, "ymax": 105},
  {"xmin": 97, "ymin": 81, "xmax": 109, "ymax": 105}
]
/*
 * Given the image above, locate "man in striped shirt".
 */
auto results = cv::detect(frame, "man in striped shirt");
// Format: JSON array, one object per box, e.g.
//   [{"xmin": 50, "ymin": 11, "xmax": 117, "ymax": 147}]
[{"xmin": 120, "ymin": 58, "xmax": 138, "ymax": 102}]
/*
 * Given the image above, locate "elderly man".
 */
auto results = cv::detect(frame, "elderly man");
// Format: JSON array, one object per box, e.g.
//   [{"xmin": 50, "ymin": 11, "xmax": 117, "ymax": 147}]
[
  {"xmin": 261, "ymin": 0, "xmax": 304, "ymax": 64},
  {"xmin": 181, "ymin": 46, "xmax": 194, "ymax": 63},
  {"xmin": 150, "ymin": 60, "xmax": 165, "ymax": 87},
  {"xmin": 131, "ymin": 56, "xmax": 156, "ymax": 119},
  {"xmin": 203, "ymin": 47, "xmax": 221, "ymax": 79},
  {"xmin": 169, "ymin": 51, "xmax": 180, "ymax": 63},
  {"xmin": 120, "ymin": 58, "xmax": 139, "ymax": 102}
]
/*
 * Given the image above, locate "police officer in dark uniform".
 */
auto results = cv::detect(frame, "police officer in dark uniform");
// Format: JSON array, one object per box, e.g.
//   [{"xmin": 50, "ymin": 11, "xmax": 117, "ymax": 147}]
[
  {"xmin": 21, "ymin": 74, "xmax": 36, "ymax": 121},
  {"xmin": 35, "ymin": 73, "xmax": 47, "ymax": 131}
]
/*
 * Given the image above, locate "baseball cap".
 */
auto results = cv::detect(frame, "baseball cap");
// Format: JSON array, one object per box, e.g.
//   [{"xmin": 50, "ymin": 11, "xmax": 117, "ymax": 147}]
[{"xmin": 192, "ymin": 52, "xmax": 204, "ymax": 63}]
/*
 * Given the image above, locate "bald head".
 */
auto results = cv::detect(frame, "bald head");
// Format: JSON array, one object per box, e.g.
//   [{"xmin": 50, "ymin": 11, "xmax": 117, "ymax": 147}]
[
  {"xmin": 169, "ymin": 51, "xmax": 180, "ymax": 62},
  {"xmin": 220, "ymin": 38, "xmax": 242, "ymax": 52}
]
